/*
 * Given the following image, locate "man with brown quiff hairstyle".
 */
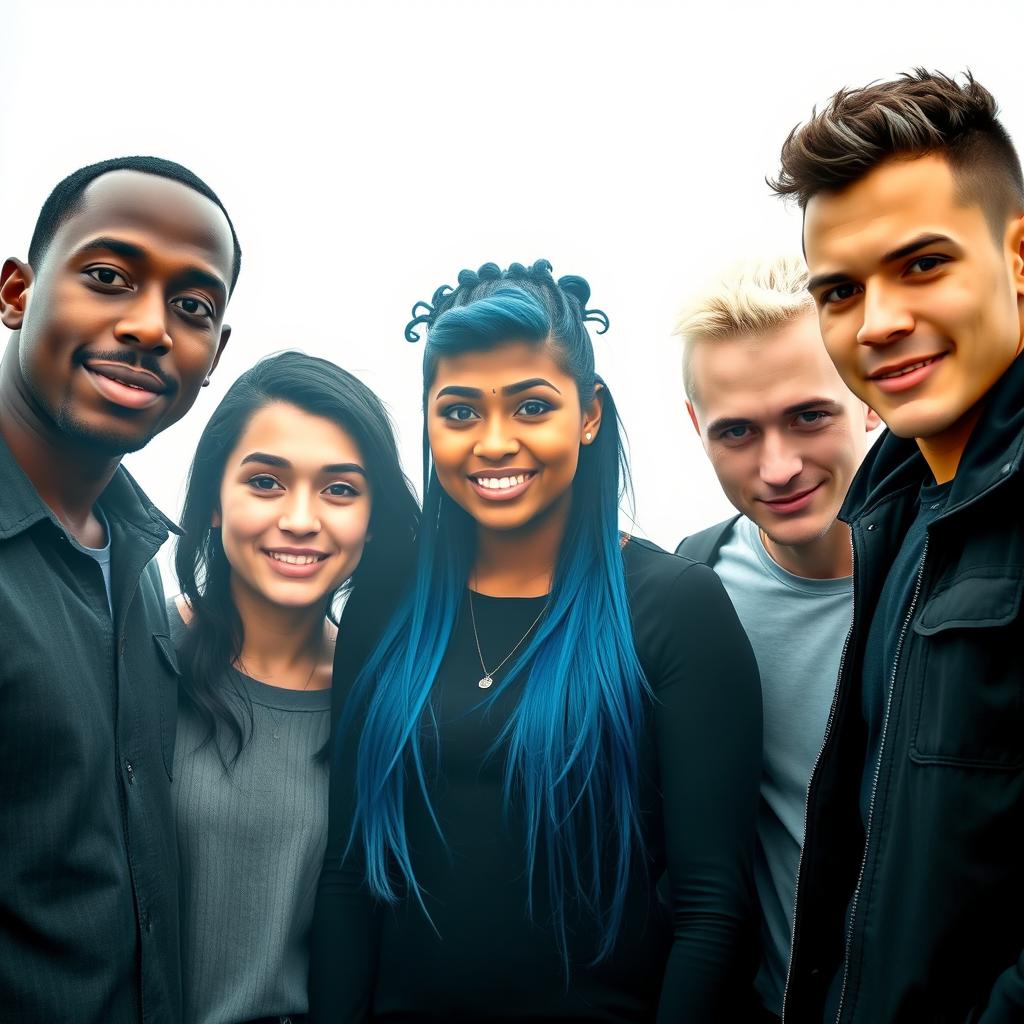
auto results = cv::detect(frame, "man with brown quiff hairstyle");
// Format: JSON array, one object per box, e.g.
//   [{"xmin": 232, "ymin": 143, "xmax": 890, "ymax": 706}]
[
  {"xmin": 771, "ymin": 68, "xmax": 1024, "ymax": 235},
  {"xmin": 770, "ymin": 70, "xmax": 1024, "ymax": 1024}
]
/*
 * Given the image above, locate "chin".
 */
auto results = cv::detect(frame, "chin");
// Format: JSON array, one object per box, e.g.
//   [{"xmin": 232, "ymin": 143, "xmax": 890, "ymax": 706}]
[
  {"xmin": 761, "ymin": 516, "xmax": 831, "ymax": 550},
  {"xmin": 54, "ymin": 405, "xmax": 160, "ymax": 456}
]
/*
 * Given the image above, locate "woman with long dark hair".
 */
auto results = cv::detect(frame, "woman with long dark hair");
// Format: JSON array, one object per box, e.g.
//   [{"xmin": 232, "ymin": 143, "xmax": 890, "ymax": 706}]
[
  {"xmin": 310, "ymin": 261, "xmax": 761, "ymax": 1022},
  {"xmin": 171, "ymin": 351, "xmax": 418, "ymax": 1024}
]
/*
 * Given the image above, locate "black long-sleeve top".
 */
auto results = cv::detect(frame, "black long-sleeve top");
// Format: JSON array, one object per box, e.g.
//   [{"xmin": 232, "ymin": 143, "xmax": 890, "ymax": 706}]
[{"xmin": 310, "ymin": 538, "xmax": 762, "ymax": 1023}]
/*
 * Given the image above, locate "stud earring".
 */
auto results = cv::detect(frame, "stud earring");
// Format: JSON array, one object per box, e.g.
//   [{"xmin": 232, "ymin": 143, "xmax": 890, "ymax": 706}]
[
  {"xmin": 201, "ymin": 377, "xmax": 211, "ymax": 388},
  {"xmin": 585, "ymin": 432, "xmax": 593, "ymax": 442}
]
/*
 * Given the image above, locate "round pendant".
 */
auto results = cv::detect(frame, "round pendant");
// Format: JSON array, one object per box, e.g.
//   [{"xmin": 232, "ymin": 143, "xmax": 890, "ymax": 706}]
[{"xmin": 478, "ymin": 676, "xmax": 494, "ymax": 689}]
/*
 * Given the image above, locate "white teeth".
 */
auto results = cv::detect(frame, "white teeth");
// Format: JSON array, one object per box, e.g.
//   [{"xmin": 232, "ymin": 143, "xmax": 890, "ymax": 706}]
[
  {"xmin": 881, "ymin": 359, "xmax": 933, "ymax": 378},
  {"xmin": 475, "ymin": 474, "xmax": 528, "ymax": 490},
  {"xmin": 268, "ymin": 552, "xmax": 319, "ymax": 565}
]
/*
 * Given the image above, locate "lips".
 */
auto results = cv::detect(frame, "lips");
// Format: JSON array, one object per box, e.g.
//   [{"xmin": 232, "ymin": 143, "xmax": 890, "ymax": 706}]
[
  {"xmin": 867, "ymin": 353, "xmax": 947, "ymax": 395},
  {"xmin": 869, "ymin": 353, "xmax": 946, "ymax": 381},
  {"xmin": 262, "ymin": 547, "xmax": 330, "ymax": 578},
  {"xmin": 81, "ymin": 360, "xmax": 170, "ymax": 411},
  {"xmin": 760, "ymin": 482, "xmax": 823, "ymax": 515},
  {"xmin": 468, "ymin": 469, "xmax": 537, "ymax": 502}
]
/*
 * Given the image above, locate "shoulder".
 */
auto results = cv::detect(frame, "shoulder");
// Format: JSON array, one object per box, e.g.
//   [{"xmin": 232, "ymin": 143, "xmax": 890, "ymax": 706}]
[
  {"xmin": 621, "ymin": 535, "xmax": 755, "ymax": 690},
  {"xmin": 622, "ymin": 534, "xmax": 725, "ymax": 608}
]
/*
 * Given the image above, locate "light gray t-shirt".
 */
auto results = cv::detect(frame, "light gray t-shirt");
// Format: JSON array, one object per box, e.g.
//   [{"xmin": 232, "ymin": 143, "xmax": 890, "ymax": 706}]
[
  {"xmin": 169, "ymin": 606, "xmax": 331, "ymax": 1024},
  {"xmin": 69, "ymin": 504, "xmax": 113, "ymax": 616},
  {"xmin": 713, "ymin": 516, "xmax": 851, "ymax": 1015}
]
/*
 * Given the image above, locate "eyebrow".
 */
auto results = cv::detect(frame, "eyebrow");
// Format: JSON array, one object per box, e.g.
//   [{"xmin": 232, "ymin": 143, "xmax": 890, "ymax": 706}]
[
  {"xmin": 73, "ymin": 235, "xmax": 228, "ymax": 301},
  {"xmin": 706, "ymin": 398, "xmax": 842, "ymax": 435},
  {"xmin": 434, "ymin": 377, "xmax": 562, "ymax": 400},
  {"xmin": 807, "ymin": 233, "xmax": 956, "ymax": 293},
  {"xmin": 239, "ymin": 452, "xmax": 366, "ymax": 476}
]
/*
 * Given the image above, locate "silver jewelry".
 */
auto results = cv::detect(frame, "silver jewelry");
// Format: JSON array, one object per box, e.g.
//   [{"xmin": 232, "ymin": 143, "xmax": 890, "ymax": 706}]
[
  {"xmin": 585, "ymin": 431, "xmax": 593, "ymax": 441},
  {"xmin": 468, "ymin": 589, "xmax": 548, "ymax": 689}
]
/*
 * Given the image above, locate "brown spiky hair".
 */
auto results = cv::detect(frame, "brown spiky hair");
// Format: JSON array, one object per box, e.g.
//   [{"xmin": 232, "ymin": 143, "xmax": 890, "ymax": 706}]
[{"xmin": 770, "ymin": 69, "xmax": 1024, "ymax": 233}]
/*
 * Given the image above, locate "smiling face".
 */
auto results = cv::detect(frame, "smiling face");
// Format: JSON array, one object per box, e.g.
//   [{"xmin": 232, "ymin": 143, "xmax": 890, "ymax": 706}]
[
  {"xmin": 426, "ymin": 340, "xmax": 601, "ymax": 535},
  {"xmin": 804, "ymin": 154, "xmax": 1024, "ymax": 466},
  {"xmin": 0, "ymin": 169, "xmax": 235, "ymax": 454},
  {"xmin": 216, "ymin": 402, "xmax": 373, "ymax": 611},
  {"xmin": 688, "ymin": 312, "xmax": 877, "ymax": 549}
]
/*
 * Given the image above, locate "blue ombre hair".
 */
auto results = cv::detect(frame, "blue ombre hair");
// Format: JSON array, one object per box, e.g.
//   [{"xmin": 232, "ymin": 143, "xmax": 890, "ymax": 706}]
[{"xmin": 339, "ymin": 260, "xmax": 649, "ymax": 963}]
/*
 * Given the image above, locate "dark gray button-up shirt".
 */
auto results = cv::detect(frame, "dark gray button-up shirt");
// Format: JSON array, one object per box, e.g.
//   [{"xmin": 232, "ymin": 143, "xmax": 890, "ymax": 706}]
[{"xmin": 0, "ymin": 434, "xmax": 182, "ymax": 1024}]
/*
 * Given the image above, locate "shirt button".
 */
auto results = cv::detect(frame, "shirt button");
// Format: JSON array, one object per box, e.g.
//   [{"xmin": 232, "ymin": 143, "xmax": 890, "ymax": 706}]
[{"xmin": 124, "ymin": 759, "xmax": 135, "ymax": 785}]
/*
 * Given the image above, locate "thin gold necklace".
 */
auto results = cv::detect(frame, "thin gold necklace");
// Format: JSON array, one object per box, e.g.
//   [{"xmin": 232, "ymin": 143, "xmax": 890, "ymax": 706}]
[{"xmin": 468, "ymin": 589, "xmax": 549, "ymax": 689}]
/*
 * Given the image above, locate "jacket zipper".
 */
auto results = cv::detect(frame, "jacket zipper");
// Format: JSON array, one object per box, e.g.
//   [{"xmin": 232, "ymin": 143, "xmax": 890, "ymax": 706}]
[
  {"xmin": 780, "ymin": 534, "xmax": 856, "ymax": 1022},
  {"xmin": 832, "ymin": 536, "xmax": 930, "ymax": 1023}
]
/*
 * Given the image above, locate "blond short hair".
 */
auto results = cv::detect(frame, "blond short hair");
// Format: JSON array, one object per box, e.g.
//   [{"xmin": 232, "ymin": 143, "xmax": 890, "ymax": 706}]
[{"xmin": 675, "ymin": 255, "xmax": 814, "ymax": 403}]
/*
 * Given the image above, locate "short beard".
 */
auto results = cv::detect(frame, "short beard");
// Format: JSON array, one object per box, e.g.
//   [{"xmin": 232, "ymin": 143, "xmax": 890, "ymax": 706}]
[{"xmin": 53, "ymin": 395, "xmax": 157, "ymax": 456}]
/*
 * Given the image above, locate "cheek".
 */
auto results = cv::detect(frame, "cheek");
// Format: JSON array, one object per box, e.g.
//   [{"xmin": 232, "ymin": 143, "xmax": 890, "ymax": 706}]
[
  {"xmin": 426, "ymin": 425, "xmax": 464, "ymax": 477},
  {"xmin": 327, "ymin": 504, "xmax": 374, "ymax": 551},
  {"xmin": 219, "ymin": 493, "xmax": 277, "ymax": 549},
  {"xmin": 707, "ymin": 449, "xmax": 748, "ymax": 497}
]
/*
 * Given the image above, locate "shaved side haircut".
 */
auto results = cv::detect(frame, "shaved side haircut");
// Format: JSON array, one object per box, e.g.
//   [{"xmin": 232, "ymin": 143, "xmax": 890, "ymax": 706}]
[{"xmin": 769, "ymin": 69, "xmax": 1024, "ymax": 237}]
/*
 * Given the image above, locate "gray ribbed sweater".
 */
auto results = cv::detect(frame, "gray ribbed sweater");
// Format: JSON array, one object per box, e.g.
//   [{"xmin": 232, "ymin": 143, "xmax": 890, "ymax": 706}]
[{"xmin": 169, "ymin": 607, "xmax": 330, "ymax": 1024}]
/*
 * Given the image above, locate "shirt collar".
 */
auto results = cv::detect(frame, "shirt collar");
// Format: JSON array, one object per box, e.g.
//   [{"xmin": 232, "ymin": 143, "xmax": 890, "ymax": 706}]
[{"xmin": 0, "ymin": 431, "xmax": 181, "ymax": 542}]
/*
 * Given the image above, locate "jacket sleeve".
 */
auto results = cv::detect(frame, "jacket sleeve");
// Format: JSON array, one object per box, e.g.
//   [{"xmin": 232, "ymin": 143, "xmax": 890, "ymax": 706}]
[
  {"xmin": 652, "ymin": 561, "xmax": 763, "ymax": 1022},
  {"xmin": 974, "ymin": 951, "xmax": 1024, "ymax": 1022}
]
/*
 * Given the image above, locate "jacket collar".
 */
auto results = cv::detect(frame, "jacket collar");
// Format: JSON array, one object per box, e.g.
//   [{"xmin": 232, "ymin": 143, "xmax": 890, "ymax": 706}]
[
  {"xmin": 841, "ymin": 350, "xmax": 1024, "ymax": 523},
  {"xmin": 0, "ymin": 431, "xmax": 180, "ymax": 542}
]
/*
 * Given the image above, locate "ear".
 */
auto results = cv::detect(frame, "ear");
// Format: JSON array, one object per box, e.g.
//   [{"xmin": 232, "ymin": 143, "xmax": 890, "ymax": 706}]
[
  {"xmin": 863, "ymin": 403, "xmax": 882, "ymax": 432},
  {"xmin": 1011, "ymin": 215, "xmax": 1024, "ymax": 344},
  {"xmin": 207, "ymin": 323, "xmax": 232, "ymax": 378},
  {"xmin": 0, "ymin": 258, "xmax": 33, "ymax": 331},
  {"xmin": 581, "ymin": 383, "xmax": 605, "ymax": 444},
  {"xmin": 685, "ymin": 398, "xmax": 702, "ymax": 437}
]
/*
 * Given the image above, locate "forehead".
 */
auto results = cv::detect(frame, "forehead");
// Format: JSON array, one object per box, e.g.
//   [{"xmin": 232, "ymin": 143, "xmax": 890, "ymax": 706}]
[
  {"xmin": 803, "ymin": 154, "xmax": 987, "ymax": 272},
  {"xmin": 692, "ymin": 315, "xmax": 849, "ymax": 420},
  {"xmin": 46, "ymin": 169, "xmax": 234, "ymax": 284},
  {"xmin": 430, "ymin": 339, "xmax": 575, "ymax": 392},
  {"xmin": 232, "ymin": 402, "xmax": 363, "ymax": 465}
]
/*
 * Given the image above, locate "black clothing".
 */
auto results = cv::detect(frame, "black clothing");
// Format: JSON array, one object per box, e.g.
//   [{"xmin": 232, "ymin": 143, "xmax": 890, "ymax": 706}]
[
  {"xmin": 0, "ymin": 435, "xmax": 181, "ymax": 1024},
  {"xmin": 857, "ymin": 478, "xmax": 951, "ymax": 825},
  {"xmin": 310, "ymin": 538, "xmax": 762, "ymax": 1023},
  {"xmin": 674, "ymin": 513, "xmax": 741, "ymax": 564},
  {"xmin": 784, "ymin": 353, "xmax": 1024, "ymax": 1024}
]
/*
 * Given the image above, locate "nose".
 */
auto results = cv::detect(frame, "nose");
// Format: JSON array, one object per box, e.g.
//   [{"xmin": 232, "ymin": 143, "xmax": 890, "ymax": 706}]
[
  {"xmin": 856, "ymin": 281, "xmax": 914, "ymax": 347},
  {"xmin": 472, "ymin": 416, "xmax": 520, "ymax": 461},
  {"xmin": 759, "ymin": 433, "xmax": 802, "ymax": 489},
  {"xmin": 278, "ymin": 488, "xmax": 321, "ymax": 536},
  {"xmin": 113, "ymin": 285, "xmax": 172, "ymax": 352}
]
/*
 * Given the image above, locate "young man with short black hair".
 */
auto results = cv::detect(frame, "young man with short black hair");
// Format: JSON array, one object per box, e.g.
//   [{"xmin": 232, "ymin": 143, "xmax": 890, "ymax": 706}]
[
  {"xmin": 771, "ymin": 70, "xmax": 1024, "ymax": 1023},
  {"xmin": 0, "ymin": 156, "xmax": 240, "ymax": 1023},
  {"xmin": 676, "ymin": 256, "xmax": 877, "ymax": 1023}
]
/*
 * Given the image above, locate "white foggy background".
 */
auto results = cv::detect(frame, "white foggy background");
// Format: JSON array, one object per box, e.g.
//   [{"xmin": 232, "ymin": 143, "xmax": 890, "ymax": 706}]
[{"xmin": 2, "ymin": 0, "xmax": 1019, "ymax": 590}]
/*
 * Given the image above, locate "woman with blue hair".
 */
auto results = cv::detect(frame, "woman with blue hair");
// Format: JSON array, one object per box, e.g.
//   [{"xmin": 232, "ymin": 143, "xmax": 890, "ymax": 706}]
[{"xmin": 310, "ymin": 261, "xmax": 762, "ymax": 1022}]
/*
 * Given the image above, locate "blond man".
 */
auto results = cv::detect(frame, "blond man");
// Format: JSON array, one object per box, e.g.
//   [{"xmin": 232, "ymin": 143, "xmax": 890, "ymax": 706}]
[{"xmin": 676, "ymin": 257, "xmax": 877, "ymax": 1022}]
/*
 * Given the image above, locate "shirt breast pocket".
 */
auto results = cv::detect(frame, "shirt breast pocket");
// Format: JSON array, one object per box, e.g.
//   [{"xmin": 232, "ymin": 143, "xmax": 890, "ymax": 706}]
[
  {"xmin": 910, "ymin": 569, "xmax": 1023, "ymax": 770},
  {"xmin": 152, "ymin": 633, "xmax": 181, "ymax": 780}
]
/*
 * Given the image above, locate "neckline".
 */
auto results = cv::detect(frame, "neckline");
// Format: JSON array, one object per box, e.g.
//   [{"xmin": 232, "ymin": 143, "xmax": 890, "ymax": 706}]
[{"xmin": 466, "ymin": 588, "xmax": 550, "ymax": 603}]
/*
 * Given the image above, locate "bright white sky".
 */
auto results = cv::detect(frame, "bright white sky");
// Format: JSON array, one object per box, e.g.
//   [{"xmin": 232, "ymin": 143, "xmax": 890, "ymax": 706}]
[{"xmin": 3, "ymin": 0, "xmax": 1020, "ymax": 588}]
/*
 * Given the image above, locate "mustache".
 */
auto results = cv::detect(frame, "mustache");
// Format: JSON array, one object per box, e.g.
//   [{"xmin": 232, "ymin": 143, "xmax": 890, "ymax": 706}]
[{"xmin": 74, "ymin": 349, "xmax": 177, "ymax": 394}]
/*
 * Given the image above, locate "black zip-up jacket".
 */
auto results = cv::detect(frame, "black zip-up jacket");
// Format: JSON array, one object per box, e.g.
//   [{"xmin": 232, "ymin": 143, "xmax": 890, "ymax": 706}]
[{"xmin": 784, "ymin": 352, "xmax": 1024, "ymax": 1024}]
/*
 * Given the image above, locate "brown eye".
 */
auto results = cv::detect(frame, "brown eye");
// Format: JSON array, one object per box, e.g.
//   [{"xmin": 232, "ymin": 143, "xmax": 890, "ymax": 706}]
[
  {"xmin": 172, "ymin": 295, "xmax": 214, "ymax": 319},
  {"xmin": 86, "ymin": 266, "xmax": 129, "ymax": 287}
]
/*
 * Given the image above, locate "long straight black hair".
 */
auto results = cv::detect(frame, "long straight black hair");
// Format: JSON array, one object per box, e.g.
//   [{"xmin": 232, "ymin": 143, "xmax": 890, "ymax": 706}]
[{"xmin": 175, "ymin": 351, "xmax": 419, "ymax": 767}]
